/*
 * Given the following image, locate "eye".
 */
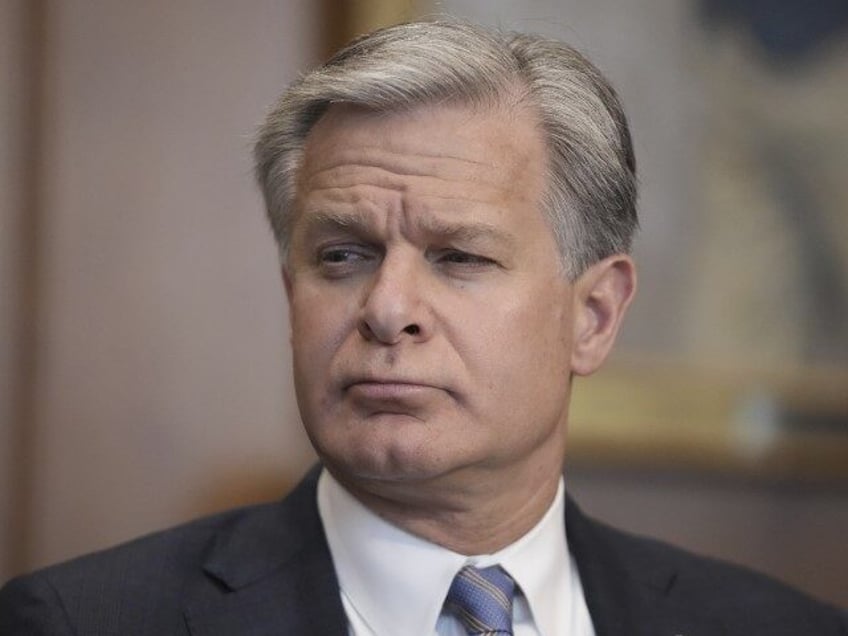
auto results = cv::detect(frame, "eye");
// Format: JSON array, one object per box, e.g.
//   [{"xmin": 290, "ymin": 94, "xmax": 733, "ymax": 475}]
[
  {"xmin": 433, "ymin": 249, "xmax": 497, "ymax": 270},
  {"xmin": 320, "ymin": 247, "xmax": 363, "ymax": 263},
  {"xmin": 441, "ymin": 251, "xmax": 488, "ymax": 264},
  {"xmin": 316, "ymin": 244, "xmax": 378, "ymax": 277}
]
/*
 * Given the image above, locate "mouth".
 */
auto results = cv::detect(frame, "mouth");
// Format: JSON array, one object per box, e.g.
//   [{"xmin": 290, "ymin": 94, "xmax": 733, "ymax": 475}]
[
  {"xmin": 346, "ymin": 379, "xmax": 433, "ymax": 395},
  {"xmin": 342, "ymin": 376, "xmax": 446, "ymax": 406}
]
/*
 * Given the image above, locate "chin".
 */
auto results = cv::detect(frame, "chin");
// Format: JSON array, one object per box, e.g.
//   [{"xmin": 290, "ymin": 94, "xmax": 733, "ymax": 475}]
[
  {"xmin": 307, "ymin": 409, "xmax": 482, "ymax": 483},
  {"xmin": 318, "ymin": 434, "xmax": 461, "ymax": 486}
]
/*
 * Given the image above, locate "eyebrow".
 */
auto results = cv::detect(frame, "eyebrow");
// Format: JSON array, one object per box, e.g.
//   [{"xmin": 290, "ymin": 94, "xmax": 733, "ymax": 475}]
[
  {"xmin": 299, "ymin": 208, "xmax": 516, "ymax": 248},
  {"xmin": 416, "ymin": 215, "xmax": 516, "ymax": 248},
  {"xmin": 298, "ymin": 209, "xmax": 378, "ymax": 244}
]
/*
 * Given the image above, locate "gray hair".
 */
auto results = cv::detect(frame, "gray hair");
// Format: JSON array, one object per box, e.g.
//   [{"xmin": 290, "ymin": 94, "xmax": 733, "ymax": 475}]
[{"xmin": 254, "ymin": 19, "xmax": 637, "ymax": 279}]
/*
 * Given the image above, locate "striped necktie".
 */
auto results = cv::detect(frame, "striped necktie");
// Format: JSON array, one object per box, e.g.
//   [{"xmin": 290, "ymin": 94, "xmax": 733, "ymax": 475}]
[{"xmin": 445, "ymin": 564, "xmax": 516, "ymax": 635}]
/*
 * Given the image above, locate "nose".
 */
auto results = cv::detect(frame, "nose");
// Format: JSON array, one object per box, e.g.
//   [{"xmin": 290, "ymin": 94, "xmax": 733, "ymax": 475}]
[{"xmin": 358, "ymin": 255, "xmax": 429, "ymax": 344}]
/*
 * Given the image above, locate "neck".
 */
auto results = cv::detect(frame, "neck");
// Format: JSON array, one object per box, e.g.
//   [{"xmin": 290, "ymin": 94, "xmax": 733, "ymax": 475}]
[{"xmin": 332, "ymin": 463, "xmax": 563, "ymax": 555}]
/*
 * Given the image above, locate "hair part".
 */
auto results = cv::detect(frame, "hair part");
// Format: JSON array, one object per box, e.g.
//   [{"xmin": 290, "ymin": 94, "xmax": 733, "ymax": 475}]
[{"xmin": 254, "ymin": 19, "xmax": 637, "ymax": 279}]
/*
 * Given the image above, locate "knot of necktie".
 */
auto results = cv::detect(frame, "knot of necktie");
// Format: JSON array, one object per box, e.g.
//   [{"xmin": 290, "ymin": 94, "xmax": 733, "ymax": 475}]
[{"xmin": 445, "ymin": 564, "xmax": 515, "ymax": 635}]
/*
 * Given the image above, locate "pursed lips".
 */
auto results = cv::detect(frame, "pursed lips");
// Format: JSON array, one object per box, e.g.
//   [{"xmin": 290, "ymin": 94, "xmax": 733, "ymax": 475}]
[{"xmin": 342, "ymin": 376, "xmax": 448, "ymax": 405}]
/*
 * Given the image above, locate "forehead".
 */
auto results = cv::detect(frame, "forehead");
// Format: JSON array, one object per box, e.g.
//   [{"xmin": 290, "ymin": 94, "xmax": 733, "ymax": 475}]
[{"xmin": 295, "ymin": 100, "xmax": 549, "ymax": 217}]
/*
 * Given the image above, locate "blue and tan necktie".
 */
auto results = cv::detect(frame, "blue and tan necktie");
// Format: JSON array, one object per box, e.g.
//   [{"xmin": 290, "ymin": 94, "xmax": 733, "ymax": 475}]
[{"xmin": 445, "ymin": 564, "xmax": 516, "ymax": 635}]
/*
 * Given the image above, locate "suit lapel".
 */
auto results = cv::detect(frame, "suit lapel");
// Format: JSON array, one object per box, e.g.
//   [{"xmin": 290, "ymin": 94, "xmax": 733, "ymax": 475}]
[
  {"xmin": 181, "ymin": 469, "xmax": 726, "ymax": 635},
  {"xmin": 185, "ymin": 468, "xmax": 348, "ymax": 636},
  {"xmin": 566, "ymin": 495, "xmax": 726, "ymax": 636}
]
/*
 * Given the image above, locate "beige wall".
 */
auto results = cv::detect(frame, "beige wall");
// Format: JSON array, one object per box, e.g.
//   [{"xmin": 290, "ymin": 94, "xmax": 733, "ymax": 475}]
[{"xmin": 3, "ymin": 1, "xmax": 321, "ymax": 578}]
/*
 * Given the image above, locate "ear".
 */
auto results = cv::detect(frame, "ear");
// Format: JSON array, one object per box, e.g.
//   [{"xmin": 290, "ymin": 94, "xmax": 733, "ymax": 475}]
[{"xmin": 570, "ymin": 254, "xmax": 637, "ymax": 376}]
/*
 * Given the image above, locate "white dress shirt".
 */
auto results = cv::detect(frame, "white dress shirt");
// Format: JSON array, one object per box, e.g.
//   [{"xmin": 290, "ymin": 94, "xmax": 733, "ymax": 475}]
[{"xmin": 317, "ymin": 469, "xmax": 596, "ymax": 636}]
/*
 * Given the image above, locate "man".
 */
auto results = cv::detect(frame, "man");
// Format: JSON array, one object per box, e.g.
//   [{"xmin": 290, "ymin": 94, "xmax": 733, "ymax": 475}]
[{"xmin": 1, "ymin": 19, "xmax": 845, "ymax": 636}]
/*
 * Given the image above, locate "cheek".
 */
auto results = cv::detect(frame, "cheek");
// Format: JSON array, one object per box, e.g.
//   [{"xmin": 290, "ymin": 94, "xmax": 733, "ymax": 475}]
[
  {"xmin": 291, "ymin": 278, "xmax": 359, "ymax": 337},
  {"xmin": 289, "ymin": 290, "xmax": 348, "ymax": 383},
  {"xmin": 467, "ymin": 288, "xmax": 572, "ymax": 400},
  {"xmin": 485, "ymin": 286, "xmax": 571, "ymax": 354}
]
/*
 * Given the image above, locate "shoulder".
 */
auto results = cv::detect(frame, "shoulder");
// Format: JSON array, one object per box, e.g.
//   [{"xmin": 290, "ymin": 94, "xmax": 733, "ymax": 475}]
[
  {"xmin": 0, "ymin": 470, "xmax": 323, "ymax": 636},
  {"xmin": 0, "ymin": 503, "xmax": 264, "ymax": 634},
  {"xmin": 610, "ymin": 517, "xmax": 839, "ymax": 605},
  {"xmin": 569, "ymin": 498, "xmax": 848, "ymax": 634}
]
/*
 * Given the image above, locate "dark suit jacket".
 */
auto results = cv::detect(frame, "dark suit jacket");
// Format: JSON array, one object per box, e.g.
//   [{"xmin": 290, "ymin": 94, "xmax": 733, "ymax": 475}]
[{"xmin": 1, "ymin": 467, "xmax": 845, "ymax": 635}]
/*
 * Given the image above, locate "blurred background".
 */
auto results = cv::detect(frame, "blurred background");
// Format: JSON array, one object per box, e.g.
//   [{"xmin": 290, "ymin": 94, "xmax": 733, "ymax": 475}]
[{"xmin": 2, "ymin": 0, "xmax": 846, "ymax": 607}]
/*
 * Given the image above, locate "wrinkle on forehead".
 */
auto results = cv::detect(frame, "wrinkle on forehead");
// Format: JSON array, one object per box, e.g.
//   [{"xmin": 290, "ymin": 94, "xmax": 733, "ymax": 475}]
[
  {"xmin": 299, "ymin": 205, "xmax": 517, "ymax": 251},
  {"xmin": 294, "ymin": 100, "xmax": 549, "ymax": 238},
  {"xmin": 301, "ymin": 142, "xmax": 508, "ymax": 192},
  {"xmin": 302, "ymin": 166, "xmax": 513, "ymax": 208},
  {"xmin": 302, "ymin": 159, "xmax": 538, "ymax": 211},
  {"xmin": 317, "ymin": 145, "xmax": 492, "ymax": 174},
  {"xmin": 301, "ymin": 101, "xmax": 544, "ymax": 177}
]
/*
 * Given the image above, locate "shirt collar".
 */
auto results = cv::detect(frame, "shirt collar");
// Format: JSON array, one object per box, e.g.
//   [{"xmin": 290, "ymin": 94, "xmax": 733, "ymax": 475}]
[{"xmin": 317, "ymin": 469, "xmax": 573, "ymax": 636}]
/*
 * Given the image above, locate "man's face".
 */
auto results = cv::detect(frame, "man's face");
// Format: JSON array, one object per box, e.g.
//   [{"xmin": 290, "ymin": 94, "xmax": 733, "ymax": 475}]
[{"xmin": 285, "ymin": 101, "xmax": 581, "ymax": 494}]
